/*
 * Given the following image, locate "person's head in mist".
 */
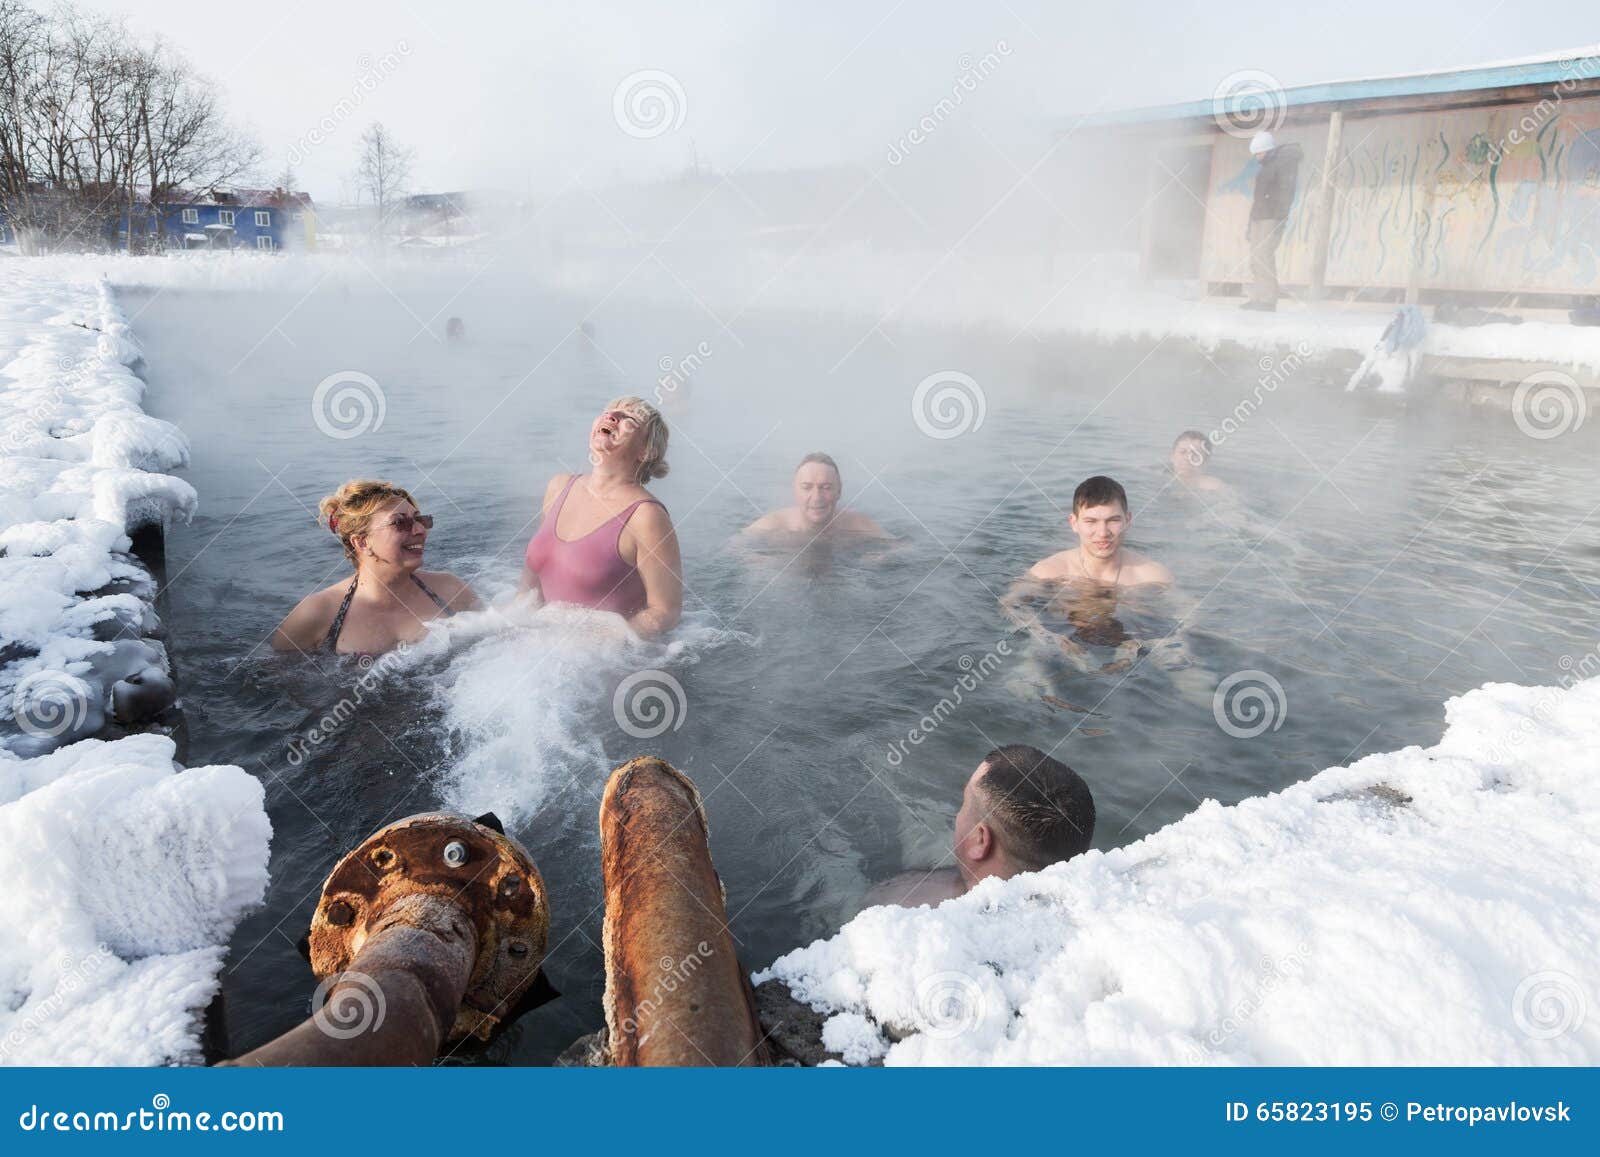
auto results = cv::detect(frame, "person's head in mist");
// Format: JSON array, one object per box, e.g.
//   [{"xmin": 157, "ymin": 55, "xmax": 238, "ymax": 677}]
[
  {"xmin": 1250, "ymin": 131, "xmax": 1277, "ymax": 157},
  {"xmin": 954, "ymin": 744, "xmax": 1096, "ymax": 887},
  {"xmin": 1171, "ymin": 430, "xmax": 1211, "ymax": 474},
  {"xmin": 590, "ymin": 396, "xmax": 670, "ymax": 485},
  {"xmin": 445, "ymin": 317, "xmax": 465, "ymax": 342},
  {"xmin": 320, "ymin": 480, "xmax": 433, "ymax": 577},
  {"xmin": 794, "ymin": 452, "xmax": 843, "ymax": 528},
  {"xmin": 1069, "ymin": 475, "xmax": 1130, "ymax": 562}
]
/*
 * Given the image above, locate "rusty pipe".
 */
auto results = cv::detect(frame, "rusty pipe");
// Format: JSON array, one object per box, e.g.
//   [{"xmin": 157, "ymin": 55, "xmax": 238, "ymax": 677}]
[
  {"xmin": 600, "ymin": 757, "xmax": 768, "ymax": 1066},
  {"xmin": 223, "ymin": 811, "xmax": 553, "ymax": 1066},
  {"xmin": 224, "ymin": 893, "xmax": 477, "ymax": 1066}
]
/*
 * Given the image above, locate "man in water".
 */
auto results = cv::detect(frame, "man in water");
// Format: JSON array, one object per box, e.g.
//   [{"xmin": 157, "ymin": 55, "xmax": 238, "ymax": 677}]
[
  {"xmin": 1018, "ymin": 474, "xmax": 1171, "ymax": 588},
  {"xmin": 1170, "ymin": 429, "xmax": 1228, "ymax": 493},
  {"xmin": 865, "ymin": 744, "xmax": 1096, "ymax": 908},
  {"xmin": 1000, "ymin": 475, "xmax": 1178, "ymax": 674},
  {"xmin": 740, "ymin": 452, "xmax": 892, "ymax": 542}
]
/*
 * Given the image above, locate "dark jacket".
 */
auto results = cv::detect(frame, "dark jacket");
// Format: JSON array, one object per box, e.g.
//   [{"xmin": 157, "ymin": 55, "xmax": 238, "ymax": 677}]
[{"xmin": 1249, "ymin": 142, "xmax": 1303, "ymax": 222}]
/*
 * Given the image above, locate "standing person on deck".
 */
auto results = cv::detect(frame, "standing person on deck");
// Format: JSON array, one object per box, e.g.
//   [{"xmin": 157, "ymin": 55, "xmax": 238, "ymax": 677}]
[
  {"xmin": 519, "ymin": 396, "xmax": 683, "ymax": 639},
  {"xmin": 1243, "ymin": 131, "xmax": 1303, "ymax": 313}
]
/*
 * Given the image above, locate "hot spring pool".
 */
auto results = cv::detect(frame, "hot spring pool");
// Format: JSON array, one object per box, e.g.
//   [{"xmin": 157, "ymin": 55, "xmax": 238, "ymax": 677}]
[{"xmin": 125, "ymin": 277, "xmax": 1600, "ymax": 1064}]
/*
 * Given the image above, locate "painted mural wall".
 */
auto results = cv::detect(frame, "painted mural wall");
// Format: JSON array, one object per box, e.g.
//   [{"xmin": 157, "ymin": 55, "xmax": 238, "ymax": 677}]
[{"xmin": 1200, "ymin": 94, "xmax": 1600, "ymax": 293}]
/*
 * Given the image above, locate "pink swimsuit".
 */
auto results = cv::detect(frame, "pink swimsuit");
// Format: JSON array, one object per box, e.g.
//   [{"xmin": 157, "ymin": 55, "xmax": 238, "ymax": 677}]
[{"xmin": 524, "ymin": 476, "xmax": 664, "ymax": 617}]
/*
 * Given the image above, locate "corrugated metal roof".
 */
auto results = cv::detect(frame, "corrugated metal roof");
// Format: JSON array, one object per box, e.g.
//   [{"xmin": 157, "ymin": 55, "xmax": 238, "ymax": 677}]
[{"xmin": 1082, "ymin": 48, "xmax": 1600, "ymax": 128}]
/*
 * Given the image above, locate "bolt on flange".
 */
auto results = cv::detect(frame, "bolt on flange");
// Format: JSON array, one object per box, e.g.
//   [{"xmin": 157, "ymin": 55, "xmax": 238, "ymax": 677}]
[{"xmin": 307, "ymin": 812, "xmax": 551, "ymax": 1046}]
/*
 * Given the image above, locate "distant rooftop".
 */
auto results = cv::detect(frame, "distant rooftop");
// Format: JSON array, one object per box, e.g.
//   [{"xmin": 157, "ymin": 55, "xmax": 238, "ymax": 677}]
[{"xmin": 1082, "ymin": 44, "xmax": 1600, "ymax": 128}]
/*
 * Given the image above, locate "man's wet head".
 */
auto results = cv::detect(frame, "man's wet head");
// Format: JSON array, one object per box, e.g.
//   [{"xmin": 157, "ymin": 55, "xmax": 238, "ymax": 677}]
[
  {"xmin": 1069, "ymin": 475, "xmax": 1130, "ymax": 561},
  {"xmin": 953, "ymin": 744, "xmax": 1096, "ymax": 888},
  {"xmin": 794, "ymin": 452, "xmax": 843, "ymax": 528}
]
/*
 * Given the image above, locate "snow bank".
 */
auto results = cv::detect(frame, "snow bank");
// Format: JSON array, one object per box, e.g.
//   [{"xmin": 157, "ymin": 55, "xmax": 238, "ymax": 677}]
[
  {"xmin": 0, "ymin": 268, "xmax": 271, "ymax": 1065},
  {"xmin": 758, "ymin": 675, "xmax": 1600, "ymax": 1065},
  {"xmin": 0, "ymin": 735, "xmax": 269, "ymax": 1065},
  {"xmin": 548, "ymin": 244, "xmax": 1600, "ymax": 373},
  {"xmin": 1, "ymin": 269, "xmax": 194, "ymax": 754}
]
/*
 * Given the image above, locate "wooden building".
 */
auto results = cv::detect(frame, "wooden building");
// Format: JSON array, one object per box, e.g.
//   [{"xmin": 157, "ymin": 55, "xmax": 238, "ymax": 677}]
[{"xmin": 1088, "ymin": 51, "xmax": 1600, "ymax": 304}]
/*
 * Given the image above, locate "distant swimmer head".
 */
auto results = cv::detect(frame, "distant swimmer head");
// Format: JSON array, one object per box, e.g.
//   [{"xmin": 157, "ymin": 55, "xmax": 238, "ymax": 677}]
[
  {"xmin": 954, "ymin": 744, "xmax": 1096, "ymax": 886},
  {"xmin": 445, "ymin": 317, "xmax": 465, "ymax": 341},
  {"xmin": 1069, "ymin": 475, "xmax": 1130, "ymax": 562},
  {"xmin": 579, "ymin": 321, "xmax": 596, "ymax": 341},
  {"xmin": 1171, "ymin": 429, "xmax": 1211, "ymax": 473},
  {"xmin": 590, "ymin": 396, "xmax": 670, "ymax": 484},
  {"xmin": 1249, "ymin": 130, "xmax": 1277, "ymax": 156},
  {"xmin": 793, "ymin": 452, "xmax": 842, "ymax": 528},
  {"xmin": 319, "ymin": 479, "xmax": 433, "ymax": 573}
]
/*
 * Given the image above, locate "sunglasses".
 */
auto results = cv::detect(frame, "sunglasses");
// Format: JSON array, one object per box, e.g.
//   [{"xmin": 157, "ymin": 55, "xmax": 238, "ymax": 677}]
[{"xmin": 381, "ymin": 513, "xmax": 434, "ymax": 533}]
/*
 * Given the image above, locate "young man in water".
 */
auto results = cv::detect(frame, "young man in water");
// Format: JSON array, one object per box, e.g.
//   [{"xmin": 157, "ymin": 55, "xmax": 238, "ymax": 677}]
[
  {"xmin": 865, "ymin": 744, "xmax": 1096, "ymax": 908},
  {"xmin": 1020, "ymin": 474, "xmax": 1172, "ymax": 588},
  {"xmin": 740, "ymin": 452, "xmax": 892, "ymax": 542},
  {"xmin": 1170, "ymin": 430, "xmax": 1228, "ymax": 494},
  {"xmin": 999, "ymin": 475, "xmax": 1178, "ymax": 674}
]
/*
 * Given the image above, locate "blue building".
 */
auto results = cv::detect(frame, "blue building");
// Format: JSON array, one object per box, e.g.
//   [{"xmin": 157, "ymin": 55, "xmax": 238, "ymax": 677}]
[{"xmin": 124, "ymin": 187, "xmax": 316, "ymax": 251}]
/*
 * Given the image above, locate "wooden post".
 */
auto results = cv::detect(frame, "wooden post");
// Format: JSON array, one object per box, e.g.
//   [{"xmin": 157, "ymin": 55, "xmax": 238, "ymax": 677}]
[
  {"xmin": 1138, "ymin": 150, "xmax": 1161, "ymax": 285},
  {"xmin": 1309, "ymin": 109, "xmax": 1343, "ymax": 300}
]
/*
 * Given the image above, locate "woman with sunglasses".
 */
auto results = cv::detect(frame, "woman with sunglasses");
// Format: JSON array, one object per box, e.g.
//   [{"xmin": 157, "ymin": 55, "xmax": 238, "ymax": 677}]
[
  {"xmin": 272, "ymin": 480, "xmax": 480, "ymax": 656},
  {"xmin": 520, "ymin": 396, "xmax": 682, "ymax": 638}
]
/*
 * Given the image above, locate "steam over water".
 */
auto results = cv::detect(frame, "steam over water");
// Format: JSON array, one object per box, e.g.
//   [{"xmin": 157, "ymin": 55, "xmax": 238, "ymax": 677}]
[{"xmin": 129, "ymin": 278, "xmax": 1600, "ymax": 1063}]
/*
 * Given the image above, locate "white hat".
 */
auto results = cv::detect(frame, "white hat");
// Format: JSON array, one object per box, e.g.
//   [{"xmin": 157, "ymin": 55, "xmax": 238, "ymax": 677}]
[{"xmin": 1249, "ymin": 131, "xmax": 1277, "ymax": 155}]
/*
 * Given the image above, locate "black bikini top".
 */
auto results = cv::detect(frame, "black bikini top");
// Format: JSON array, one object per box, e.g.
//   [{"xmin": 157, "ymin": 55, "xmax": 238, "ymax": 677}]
[{"xmin": 324, "ymin": 574, "xmax": 453, "ymax": 653}]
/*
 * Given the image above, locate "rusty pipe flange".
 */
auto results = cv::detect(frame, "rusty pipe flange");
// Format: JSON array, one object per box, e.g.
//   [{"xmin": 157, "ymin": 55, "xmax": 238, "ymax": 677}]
[{"xmin": 307, "ymin": 812, "xmax": 550, "ymax": 1045}]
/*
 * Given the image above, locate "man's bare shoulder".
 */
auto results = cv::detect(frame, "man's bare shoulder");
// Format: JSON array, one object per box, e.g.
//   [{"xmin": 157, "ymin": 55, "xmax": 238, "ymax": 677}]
[
  {"xmin": 1027, "ymin": 549, "xmax": 1077, "ymax": 580},
  {"xmin": 742, "ymin": 508, "xmax": 799, "ymax": 536},
  {"xmin": 862, "ymin": 869, "xmax": 966, "ymax": 910},
  {"xmin": 1120, "ymin": 549, "xmax": 1174, "ymax": 585},
  {"xmin": 838, "ymin": 510, "xmax": 892, "ymax": 539}
]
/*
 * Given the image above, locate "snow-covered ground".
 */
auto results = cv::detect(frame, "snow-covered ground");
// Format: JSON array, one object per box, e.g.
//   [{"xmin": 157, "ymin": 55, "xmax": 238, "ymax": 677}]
[
  {"xmin": 0, "ymin": 268, "xmax": 270, "ymax": 1065},
  {"xmin": 17, "ymin": 245, "xmax": 1600, "ymax": 378},
  {"xmin": 548, "ymin": 245, "xmax": 1600, "ymax": 375},
  {"xmin": 759, "ymin": 675, "xmax": 1600, "ymax": 1065}
]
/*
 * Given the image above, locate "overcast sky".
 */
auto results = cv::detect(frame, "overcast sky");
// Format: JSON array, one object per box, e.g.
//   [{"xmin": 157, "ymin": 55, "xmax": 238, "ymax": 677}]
[{"xmin": 91, "ymin": 0, "xmax": 1600, "ymax": 202}]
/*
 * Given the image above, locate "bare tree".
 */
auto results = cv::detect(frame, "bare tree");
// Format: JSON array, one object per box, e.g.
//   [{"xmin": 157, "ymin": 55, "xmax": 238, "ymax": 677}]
[
  {"xmin": 0, "ymin": 0, "xmax": 256, "ymax": 252},
  {"xmin": 356, "ymin": 121, "xmax": 412, "ymax": 242}
]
